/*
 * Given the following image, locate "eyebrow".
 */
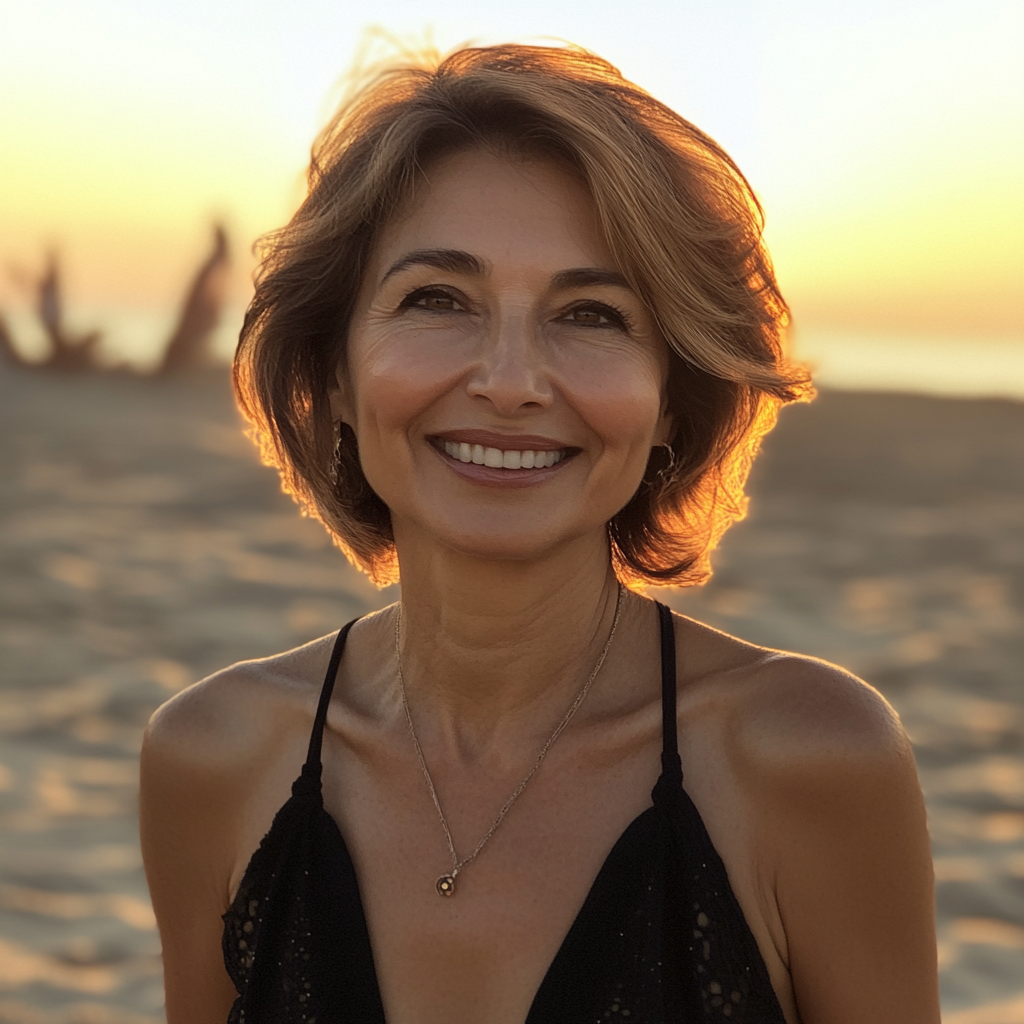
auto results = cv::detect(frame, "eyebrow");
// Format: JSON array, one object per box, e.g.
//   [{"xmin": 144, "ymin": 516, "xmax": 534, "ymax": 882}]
[
  {"xmin": 378, "ymin": 249, "xmax": 633, "ymax": 293},
  {"xmin": 379, "ymin": 248, "xmax": 486, "ymax": 285},
  {"xmin": 550, "ymin": 267, "xmax": 631, "ymax": 291}
]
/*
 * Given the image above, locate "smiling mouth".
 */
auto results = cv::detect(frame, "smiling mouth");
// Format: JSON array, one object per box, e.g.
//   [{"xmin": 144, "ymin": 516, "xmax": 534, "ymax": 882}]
[{"xmin": 439, "ymin": 439, "xmax": 570, "ymax": 470}]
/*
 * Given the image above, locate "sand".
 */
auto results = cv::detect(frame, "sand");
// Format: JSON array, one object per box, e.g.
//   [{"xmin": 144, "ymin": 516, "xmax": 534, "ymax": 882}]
[{"xmin": 0, "ymin": 367, "xmax": 1021, "ymax": 1022}]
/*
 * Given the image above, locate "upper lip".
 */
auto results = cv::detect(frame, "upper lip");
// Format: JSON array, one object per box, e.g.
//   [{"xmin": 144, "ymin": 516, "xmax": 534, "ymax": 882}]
[{"xmin": 432, "ymin": 429, "xmax": 572, "ymax": 451}]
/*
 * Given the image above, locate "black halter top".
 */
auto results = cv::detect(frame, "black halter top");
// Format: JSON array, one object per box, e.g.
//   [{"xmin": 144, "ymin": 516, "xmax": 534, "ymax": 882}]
[{"xmin": 222, "ymin": 603, "xmax": 787, "ymax": 1022}]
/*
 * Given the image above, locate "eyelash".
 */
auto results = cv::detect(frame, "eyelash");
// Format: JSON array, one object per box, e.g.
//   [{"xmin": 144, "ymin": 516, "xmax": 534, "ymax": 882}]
[
  {"xmin": 560, "ymin": 301, "xmax": 634, "ymax": 331},
  {"xmin": 399, "ymin": 288, "xmax": 634, "ymax": 331},
  {"xmin": 400, "ymin": 287, "xmax": 463, "ymax": 311}
]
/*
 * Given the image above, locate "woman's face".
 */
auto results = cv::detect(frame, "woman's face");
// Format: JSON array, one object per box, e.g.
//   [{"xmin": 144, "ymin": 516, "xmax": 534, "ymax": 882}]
[{"xmin": 335, "ymin": 147, "xmax": 672, "ymax": 565}]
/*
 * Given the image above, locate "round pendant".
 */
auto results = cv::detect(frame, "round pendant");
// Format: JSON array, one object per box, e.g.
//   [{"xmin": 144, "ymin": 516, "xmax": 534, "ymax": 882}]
[{"xmin": 436, "ymin": 874, "xmax": 456, "ymax": 897}]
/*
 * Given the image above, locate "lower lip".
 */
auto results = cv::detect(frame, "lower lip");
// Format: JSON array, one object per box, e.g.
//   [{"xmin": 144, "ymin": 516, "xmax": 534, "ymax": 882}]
[{"xmin": 431, "ymin": 445, "xmax": 571, "ymax": 488}]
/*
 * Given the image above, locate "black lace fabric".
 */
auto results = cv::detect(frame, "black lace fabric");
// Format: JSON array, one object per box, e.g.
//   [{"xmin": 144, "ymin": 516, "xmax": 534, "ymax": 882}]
[
  {"xmin": 221, "ymin": 759, "xmax": 786, "ymax": 1024},
  {"xmin": 221, "ymin": 608, "xmax": 788, "ymax": 1023},
  {"xmin": 222, "ymin": 767, "xmax": 385, "ymax": 1023}
]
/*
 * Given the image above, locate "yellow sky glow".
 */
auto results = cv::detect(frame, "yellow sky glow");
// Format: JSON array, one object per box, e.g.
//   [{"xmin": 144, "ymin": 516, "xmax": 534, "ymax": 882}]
[{"xmin": 1, "ymin": 1, "xmax": 1021, "ymax": 375}]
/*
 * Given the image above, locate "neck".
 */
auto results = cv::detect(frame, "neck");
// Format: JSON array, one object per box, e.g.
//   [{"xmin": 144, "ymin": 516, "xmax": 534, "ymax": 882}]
[{"xmin": 392, "ymin": 526, "xmax": 625, "ymax": 760}]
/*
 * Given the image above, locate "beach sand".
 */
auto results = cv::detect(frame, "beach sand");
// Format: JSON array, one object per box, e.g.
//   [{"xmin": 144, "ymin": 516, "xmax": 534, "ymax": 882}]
[{"xmin": 0, "ymin": 367, "xmax": 1021, "ymax": 1022}]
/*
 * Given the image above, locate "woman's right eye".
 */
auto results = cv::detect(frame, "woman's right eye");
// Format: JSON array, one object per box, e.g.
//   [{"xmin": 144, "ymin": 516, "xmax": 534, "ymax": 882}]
[{"xmin": 401, "ymin": 288, "xmax": 464, "ymax": 312}]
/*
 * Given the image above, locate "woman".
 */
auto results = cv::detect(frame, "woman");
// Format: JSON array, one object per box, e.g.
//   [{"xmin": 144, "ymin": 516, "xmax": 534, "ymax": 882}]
[{"xmin": 140, "ymin": 44, "xmax": 940, "ymax": 1024}]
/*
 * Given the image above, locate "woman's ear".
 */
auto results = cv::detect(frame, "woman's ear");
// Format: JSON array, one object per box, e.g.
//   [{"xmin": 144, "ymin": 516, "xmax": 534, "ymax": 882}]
[
  {"xmin": 653, "ymin": 343, "xmax": 674, "ymax": 447},
  {"xmin": 653, "ymin": 401, "xmax": 674, "ymax": 447},
  {"xmin": 329, "ymin": 362, "xmax": 354, "ymax": 427}
]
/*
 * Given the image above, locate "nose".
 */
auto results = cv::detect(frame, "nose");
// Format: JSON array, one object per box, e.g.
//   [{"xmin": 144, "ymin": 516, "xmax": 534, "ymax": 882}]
[{"xmin": 465, "ymin": 311, "xmax": 553, "ymax": 416}]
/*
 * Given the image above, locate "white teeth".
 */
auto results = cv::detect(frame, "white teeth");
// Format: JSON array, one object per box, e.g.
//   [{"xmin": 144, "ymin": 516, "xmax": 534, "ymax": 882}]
[{"xmin": 442, "ymin": 441, "xmax": 567, "ymax": 470}]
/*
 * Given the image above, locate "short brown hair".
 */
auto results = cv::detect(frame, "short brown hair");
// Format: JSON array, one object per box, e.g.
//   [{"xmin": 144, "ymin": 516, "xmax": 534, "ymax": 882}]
[{"xmin": 233, "ymin": 43, "xmax": 812, "ymax": 588}]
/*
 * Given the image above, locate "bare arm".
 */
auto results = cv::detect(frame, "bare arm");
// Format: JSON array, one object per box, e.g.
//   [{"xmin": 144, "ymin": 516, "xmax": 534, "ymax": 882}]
[
  {"xmin": 140, "ymin": 634, "xmax": 343, "ymax": 1022},
  {"xmin": 742, "ymin": 660, "xmax": 940, "ymax": 1024},
  {"xmin": 140, "ymin": 676, "xmax": 256, "ymax": 1024}
]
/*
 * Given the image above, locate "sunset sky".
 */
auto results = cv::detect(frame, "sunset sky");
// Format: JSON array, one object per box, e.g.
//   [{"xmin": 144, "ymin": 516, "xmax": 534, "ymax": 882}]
[{"xmin": 1, "ymin": 0, "xmax": 1021, "ymax": 380}]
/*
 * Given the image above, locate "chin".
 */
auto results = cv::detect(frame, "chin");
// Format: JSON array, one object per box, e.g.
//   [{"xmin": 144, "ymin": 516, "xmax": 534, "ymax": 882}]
[
  {"xmin": 438, "ymin": 526, "xmax": 575, "ymax": 563},
  {"xmin": 403, "ymin": 505, "xmax": 601, "ymax": 565}
]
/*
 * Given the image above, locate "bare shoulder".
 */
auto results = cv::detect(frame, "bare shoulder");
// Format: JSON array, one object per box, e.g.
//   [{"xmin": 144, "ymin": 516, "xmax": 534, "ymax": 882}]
[
  {"xmin": 669, "ymin": 612, "xmax": 939, "ymax": 1022},
  {"xmin": 736, "ymin": 651, "xmax": 912, "ymax": 789},
  {"xmin": 671, "ymin": 609, "xmax": 911, "ymax": 781},
  {"xmin": 139, "ymin": 627, "xmax": 374, "ymax": 1023},
  {"xmin": 142, "ymin": 630, "xmax": 340, "ymax": 780},
  {"xmin": 139, "ymin": 629, "xmax": 349, "ymax": 920}
]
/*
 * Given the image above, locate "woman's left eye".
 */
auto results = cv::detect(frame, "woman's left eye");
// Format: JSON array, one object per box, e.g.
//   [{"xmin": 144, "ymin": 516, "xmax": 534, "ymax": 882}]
[
  {"xmin": 419, "ymin": 294, "xmax": 458, "ymax": 311},
  {"xmin": 400, "ymin": 288, "xmax": 465, "ymax": 312},
  {"xmin": 561, "ymin": 304, "xmax": 630, "ymax": 330}
]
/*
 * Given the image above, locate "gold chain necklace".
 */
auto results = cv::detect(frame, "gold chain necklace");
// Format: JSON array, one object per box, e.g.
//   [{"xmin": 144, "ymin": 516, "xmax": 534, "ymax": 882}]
[{"xmin": 394, "ymin": 584, "xmax": 624, "ymax": 898}]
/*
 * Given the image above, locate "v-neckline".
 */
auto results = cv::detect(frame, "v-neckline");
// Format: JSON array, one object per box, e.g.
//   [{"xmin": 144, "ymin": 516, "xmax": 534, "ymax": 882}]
[
  {"xmin": 311, "ymin": 789, "xmax": 664, "ymax": 1023},
  {"xmin": 230, "ymin": 603, "xmax": 679, "ymax": 1020}
]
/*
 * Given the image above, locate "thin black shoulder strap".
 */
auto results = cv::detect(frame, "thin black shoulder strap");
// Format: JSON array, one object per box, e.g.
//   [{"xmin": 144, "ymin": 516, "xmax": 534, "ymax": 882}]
[
  {"xmin": 298, "ymin": 617, "xmax": 360, "ymax": 784},
  {"xmin": 655, "ymin": 601, "xmax": 681, "ymax": 776}
]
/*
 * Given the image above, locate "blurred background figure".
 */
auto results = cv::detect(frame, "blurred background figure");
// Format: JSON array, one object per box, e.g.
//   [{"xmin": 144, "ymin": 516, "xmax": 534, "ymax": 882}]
[
  {"xmin": 157, "ymin": 224, "xmax": 230, "ymax": 375},
  {"xmin": 0, "ymin": 228, "xmax": 230, "ymax": 375},
  {"xmin": 34, "ymin": 253, "xmax": 103, "ymax": 371}
]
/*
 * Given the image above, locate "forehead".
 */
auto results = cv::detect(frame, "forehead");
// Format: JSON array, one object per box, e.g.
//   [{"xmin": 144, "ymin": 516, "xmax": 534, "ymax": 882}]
[{"xmin": 369, "ymin": 147, "xmax": 617, "ymax": 278}]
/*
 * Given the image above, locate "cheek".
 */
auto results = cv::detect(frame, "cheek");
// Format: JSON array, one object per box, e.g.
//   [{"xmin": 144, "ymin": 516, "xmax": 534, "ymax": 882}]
[
  {"xmin": 347, "ymin": 329, "xmax": 467, "ymax": 435},
  {"xmin": 558, "ymin": 350, "xmax": 667, "ymax": 448}
]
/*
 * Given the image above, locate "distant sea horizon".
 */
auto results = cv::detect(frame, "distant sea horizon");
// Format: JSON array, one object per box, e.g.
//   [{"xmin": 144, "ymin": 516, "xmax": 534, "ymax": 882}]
[
  {"xmin": 793, "ymin": 328, "xmax": 1023, "ymax": 402},
  {"xmin": 4, "ymin": 305, "xmax": 1022, "ymax": 402}
]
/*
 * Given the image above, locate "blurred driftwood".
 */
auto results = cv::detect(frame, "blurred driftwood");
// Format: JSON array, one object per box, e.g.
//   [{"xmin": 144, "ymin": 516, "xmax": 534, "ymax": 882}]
[
  {"xmin": 1, "ymin": 226, "xmax": 231, "ymax": 376},
  {"xmin": 0, "ymin": 312, "xmax": 29, "ymax": 368},
  {"xmin": 157, "ymin": 224, "xmax": 230, "ymax": 374},
  {"xmin": 34, "ymin": 253, "xmax": 103, "ymax": 371}
]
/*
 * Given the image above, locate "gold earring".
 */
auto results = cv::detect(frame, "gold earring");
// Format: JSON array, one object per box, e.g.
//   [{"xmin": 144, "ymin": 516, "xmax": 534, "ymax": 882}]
[
  {"xmin": 330, "ymin": 421, "xmax": 343, "ymax": 483},
  {"xmin": 655, "ymin": 442, "xmax": 676, "ymax": 478}
]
